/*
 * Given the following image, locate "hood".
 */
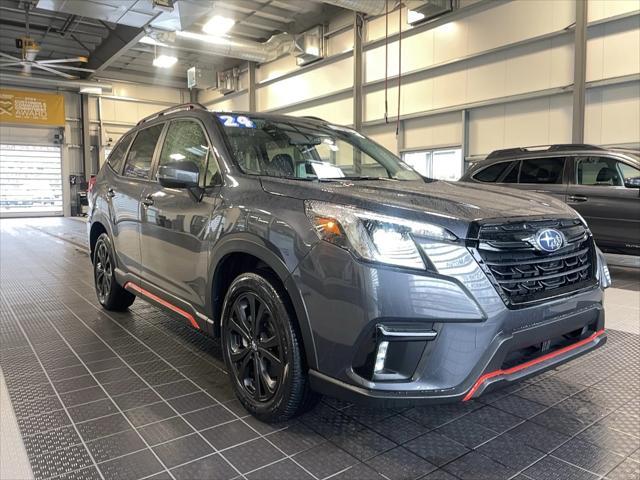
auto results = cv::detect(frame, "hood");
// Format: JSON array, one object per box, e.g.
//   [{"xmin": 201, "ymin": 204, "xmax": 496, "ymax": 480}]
[{"xmin": 260, "ymin": 177, "xmax": 576, "ymax": 239}]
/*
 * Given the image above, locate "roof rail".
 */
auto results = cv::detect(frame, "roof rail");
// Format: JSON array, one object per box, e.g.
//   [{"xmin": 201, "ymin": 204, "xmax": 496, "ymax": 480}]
[
  {"xmin": 486, "ymin": 144, "xmax": 604, "ymax": 160},
  {"xmin": 136, "ymin": 103, "xmax": 208, "ymax": 126},
  {"xmin": 301, "ymin": 115, "xmax": 327, "ymax": 123}
]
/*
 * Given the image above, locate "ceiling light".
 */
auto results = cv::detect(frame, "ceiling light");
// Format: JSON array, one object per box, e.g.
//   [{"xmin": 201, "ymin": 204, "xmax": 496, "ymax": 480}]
[
  {"xmin": 202, "ymin": 15, "xmax": 235, "ymax": 36},
  {"xmin": 79, "ymin": 86, "xmax": 102, "ymax": 95},
  {"xmin": 153, "ymin": 54, "xmax": 178, "ymax": 68}
]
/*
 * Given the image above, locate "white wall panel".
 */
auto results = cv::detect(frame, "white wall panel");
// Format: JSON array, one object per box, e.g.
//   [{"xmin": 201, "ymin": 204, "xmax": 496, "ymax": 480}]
[
  {"xmin": 288, "ymin": 97, "xmax": 353, "ymax": 126},
  {"xmin": 256, "ymin": 57, "xmax": 353, "ymax": 111},
  {"xmin": 468, "ymin": 94, "xmax": 572, "ymax": 155},
  {"xmin": 404, "ymin": 112, "xmax": 461, "ymax": 150},
  {"xmin": 207, "ymin": 93, "xmax": 249, "ymax": 113},
  {"xmin": 363, "ymin": 123, "xmax": 398, "ymax": 154},
  {"xmin": 588, "ymin": 0, "xmax": 640, "ymax": 22},
  {"xmin": 256, "ymin": 55, "xmax": 298, "ymax": 83},
  {"xmin": 585, "ymin": 82, "xmax": 640, "ymax": 145},
  {"xmin": 587, "ymin": 16, "xmax": 640, "ymax": 81}
]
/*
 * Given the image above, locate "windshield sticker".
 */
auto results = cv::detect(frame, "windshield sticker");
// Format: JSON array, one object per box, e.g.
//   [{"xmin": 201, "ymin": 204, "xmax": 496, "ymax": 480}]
[{"xmin": 218, "ymin": 114, "xmax": 255, "ymax": 128}]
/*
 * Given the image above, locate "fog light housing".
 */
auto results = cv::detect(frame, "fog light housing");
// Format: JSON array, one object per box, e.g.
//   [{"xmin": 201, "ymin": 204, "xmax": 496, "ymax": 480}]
[{"xmin": 374, "ymin": 341, "xmax": 389, "ymax": 374}]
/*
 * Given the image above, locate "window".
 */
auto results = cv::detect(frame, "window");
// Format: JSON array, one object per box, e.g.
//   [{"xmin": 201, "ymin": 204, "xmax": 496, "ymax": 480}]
[
  {"xmin": 519, "ymin": 158, "xmax": 565, "ymax": 184},
  {"xmin": 219, "ymin": 114, "xmax": 421, "ymax": 181},
  {"xmin": 158, "ymin": 120, "xmax": 219, "ymax": 186},
  {"xmin": 473, "ymin": 161, "xmax": 515, "ymax": 182},
  {"xmin": 123, "ymin": 124, "xmax": 164, "ymax": 180},
  {"xmin": 107, "ymin": 134, "xmax": 133, "ymax": 174},
  {"xmin": 503, "ymin": 162, "xmax": 520, "ymax": 183},
  {"xmin": 619, "ymin": 162, "xmax": 640, "ymax": 184},
  {"xmin": 576, "ymin": 156, "xmax": 639, "ymax": 187},
  {"xmin": 402, "ymin": 148, "xmax": 463, "ymax": 181}
]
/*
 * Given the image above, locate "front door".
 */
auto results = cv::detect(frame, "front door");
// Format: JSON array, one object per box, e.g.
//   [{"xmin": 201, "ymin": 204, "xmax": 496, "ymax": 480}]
[
  {"xmin": 567, "ymin": 155, "xmax": 640, "ymax": 254},
  {"xmin": 139, "ymin": 118, "xmax": 223, "ymax": 312},
  {"xmin": 111, "ymin": 124, "xmax": 164, "ymax": 275}
]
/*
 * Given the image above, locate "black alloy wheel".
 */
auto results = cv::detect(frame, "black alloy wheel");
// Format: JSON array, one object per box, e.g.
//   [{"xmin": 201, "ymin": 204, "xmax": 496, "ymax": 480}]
[
  {"xmin": 227, "ymin": 292, "xmax": 285, "ymax": 402},
  {"xmin": 93, "ymin": 233, "xmax": 135, "ymax": 311},
  {"xmin": 94, "ymin": 240, "xmax": 113, "ymax": 304},
  {"xmin": 222, "ymin": 272, "xmax": 318, "ymax": 422}
]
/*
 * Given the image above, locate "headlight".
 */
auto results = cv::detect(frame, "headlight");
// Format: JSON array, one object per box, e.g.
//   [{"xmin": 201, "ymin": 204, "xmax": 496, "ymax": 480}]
[
  {"xmin": 571, "ymin": 208, "xmax": 589, "ymax": 228},
  {"xmin": 305, "ymin": 201, "xmax": 457, "ymax": 270}
]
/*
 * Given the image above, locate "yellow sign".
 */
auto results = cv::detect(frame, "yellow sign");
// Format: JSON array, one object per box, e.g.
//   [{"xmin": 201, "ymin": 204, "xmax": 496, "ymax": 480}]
[{"xmin": 0, "ymin": 89, "xmax": 65, "ymax": 126}]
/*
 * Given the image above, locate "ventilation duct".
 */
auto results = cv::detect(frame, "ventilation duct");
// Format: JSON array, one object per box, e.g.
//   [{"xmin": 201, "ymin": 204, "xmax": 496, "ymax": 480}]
[
  {"xmin": 319, "ymin": 0, "xmax": 445, "ymax": 17},
  {"xmin": 319, "ymin": 0, "xmax": 389, "ymax": 15},
  {"xmin": 150, "ymin": 30, "xmax": 295, "ymax": 64}
]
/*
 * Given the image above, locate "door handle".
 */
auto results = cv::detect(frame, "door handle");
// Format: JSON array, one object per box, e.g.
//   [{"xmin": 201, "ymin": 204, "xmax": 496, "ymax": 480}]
[
  {"xmin": 142, "ymin": 195, "xmax": 154, "ymax": 207},
  {"xmin": 106, "ymin": 188, "xmax": 115, "ymax": 198},
  {"xmin": 568, "ymin": 194, "xmax": 588, "ymax": 203}
]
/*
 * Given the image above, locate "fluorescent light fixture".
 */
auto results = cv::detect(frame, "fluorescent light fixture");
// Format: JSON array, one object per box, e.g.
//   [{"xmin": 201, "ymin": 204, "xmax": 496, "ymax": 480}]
[
  {"xmin": 202, "ymin": 15, "xmax": 235, "ymax": 36},
  {"xmin": 79, "ymin": 86, "xmax": 102, "ymax": 95},
  {"xmin": 407, "ymin": 9, "xmax": 425, "ymax": 24},
  {"xmin": 169, "ymin": 153, "xmax": 185, "ymax": 161},
  {"xmin": 153, "ymin": 54, "xmax": 178, "ymax": 68}
]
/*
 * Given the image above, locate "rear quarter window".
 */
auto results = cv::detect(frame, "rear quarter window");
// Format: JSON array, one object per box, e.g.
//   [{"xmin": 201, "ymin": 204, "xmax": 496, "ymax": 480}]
[
  {"xmin": 107, "ymin": 134, "xmax": 133, "ymax": 175},
  {"xmin": 473, "ymin": 161, "xmax": 515, "ymax": 182}
]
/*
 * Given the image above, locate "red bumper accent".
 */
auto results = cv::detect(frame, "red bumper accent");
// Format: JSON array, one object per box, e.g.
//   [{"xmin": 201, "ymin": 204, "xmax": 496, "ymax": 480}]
[
  {"xmin": 463, "ymin": 329, "xmax": 605, "ymax": 401},
  {"xmin": 125, "ymin": 282, "xmax": 200, "ymax": 330}
]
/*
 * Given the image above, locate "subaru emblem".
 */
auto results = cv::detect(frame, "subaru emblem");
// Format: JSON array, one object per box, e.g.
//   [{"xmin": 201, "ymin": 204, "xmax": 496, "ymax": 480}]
[{"xmin": 535, "ymin": 228, "xmax": 564, "ymax": 253}]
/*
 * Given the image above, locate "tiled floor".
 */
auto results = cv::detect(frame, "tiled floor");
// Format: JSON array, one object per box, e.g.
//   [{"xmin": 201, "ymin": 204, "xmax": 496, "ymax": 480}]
[{"xmin": 1, "ymin": 217, "xmax": 638, "ymax": 480}]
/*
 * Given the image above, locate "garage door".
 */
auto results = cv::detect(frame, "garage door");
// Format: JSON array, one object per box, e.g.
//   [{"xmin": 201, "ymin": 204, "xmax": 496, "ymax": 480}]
[{"xmin": 0, "ymin": 144, "xmax": 63, "ymax": 217}]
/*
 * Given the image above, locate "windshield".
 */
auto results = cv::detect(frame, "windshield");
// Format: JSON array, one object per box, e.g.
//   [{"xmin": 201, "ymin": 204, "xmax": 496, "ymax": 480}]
[{"xmin": 215, "ymin": 114, "xmax": 422, "ymax": 181}]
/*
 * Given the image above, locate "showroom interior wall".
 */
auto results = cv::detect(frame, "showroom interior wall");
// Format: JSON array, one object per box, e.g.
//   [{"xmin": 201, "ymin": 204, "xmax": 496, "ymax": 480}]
[
  {"xmin": 201, "ymin": 0, "xmax": 639, "ymax": 160},
  {"xmin": 0, "ymin": 83, "xmax": 189, "ymax": 216}
]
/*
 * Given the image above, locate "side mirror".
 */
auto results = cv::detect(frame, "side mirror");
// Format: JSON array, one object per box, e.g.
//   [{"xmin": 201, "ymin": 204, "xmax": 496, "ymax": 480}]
[
  {"xmin": 158, "ymin": 161, "xmax": 200, "ymax": 189},
  {"xmin": 623, "ymin": 176, "xmax": 640, "ymax": 188}
]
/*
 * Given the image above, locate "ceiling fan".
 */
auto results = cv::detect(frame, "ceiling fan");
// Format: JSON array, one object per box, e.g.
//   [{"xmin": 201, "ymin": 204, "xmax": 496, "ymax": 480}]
[{"xmin": 0, "ymin": 4, "xmax": 94, "ymax": 79}]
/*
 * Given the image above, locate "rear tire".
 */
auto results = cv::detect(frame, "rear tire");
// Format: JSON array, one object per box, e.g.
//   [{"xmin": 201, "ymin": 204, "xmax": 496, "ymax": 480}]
[
  {"xmin": 93, "ymin": 233, "xmax": 135, "ymax": 311},
  {"xmin": 221, "ymin": 271, "xmax": 318, "ymax": 423}
]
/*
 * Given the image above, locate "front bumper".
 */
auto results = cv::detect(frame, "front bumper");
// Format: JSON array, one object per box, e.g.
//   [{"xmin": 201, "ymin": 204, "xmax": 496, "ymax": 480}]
[{"xmin": 293, "ymin": 240, "xmax": 607, "ymax": 405}]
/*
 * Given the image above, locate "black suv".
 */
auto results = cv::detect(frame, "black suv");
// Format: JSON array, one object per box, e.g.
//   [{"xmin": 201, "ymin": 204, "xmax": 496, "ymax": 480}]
[
  {"xmin": 88, "ymin": 105, "xmax": 610, "ymax": 422},
  {"xmin": 461, "ymin": 145, "xmax": 640, "ymax": 255}
]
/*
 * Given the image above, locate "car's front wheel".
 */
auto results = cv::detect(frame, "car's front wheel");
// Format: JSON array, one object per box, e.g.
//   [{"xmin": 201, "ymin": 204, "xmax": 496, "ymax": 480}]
[
  {"xmin": 93, "ymin": 233, "xmax": 135, "ymax": 311},
  {"xmin": 221, "ymin": 272, "xmax": 318, "ymax": 422}
]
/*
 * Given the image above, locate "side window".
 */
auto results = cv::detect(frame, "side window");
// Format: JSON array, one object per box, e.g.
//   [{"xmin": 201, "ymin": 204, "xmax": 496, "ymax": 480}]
[
  {"xmin": 576, "ymin": 156, "xmax": 629, "ymax": 186},
  {"xmin": 473, "ymin": 161, "xmax": 515, "ymax": 182},
  {"xmin": 503, "ymin": 161, "xmax": 520, "ymax": 183},
  {"xmin": 619, "ymin": 161, "xmax": 640, "ymax": 186},
  {"xmin": 107, "ymin": 134, "xmax": 133, "ymax": 174},
  {"xmin": 519, "ymin": 157, "xmax": 565, "ymax": 184},
  {"xmin": 158, "ymin": 120, "xmax": 220, "ymax": 186},
  {"xmin": 123, "ymin": 124, "xmax": 164, "ymax": 180}
]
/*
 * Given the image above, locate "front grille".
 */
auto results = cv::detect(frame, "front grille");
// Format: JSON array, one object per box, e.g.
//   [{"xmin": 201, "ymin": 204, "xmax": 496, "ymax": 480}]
[{"xmin": 472, "ymin": 218, "xmax": 597, "ymax": 306}]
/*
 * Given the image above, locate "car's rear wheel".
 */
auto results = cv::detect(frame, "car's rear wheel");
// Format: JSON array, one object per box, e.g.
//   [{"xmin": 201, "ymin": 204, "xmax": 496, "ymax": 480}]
[
  {"xmin": 93, "ymin": 233, "xmax": 135, "ymax": 311},
  {"xmin": 221, "ymin": 272, "xmax": 318, "ymax": 422}
]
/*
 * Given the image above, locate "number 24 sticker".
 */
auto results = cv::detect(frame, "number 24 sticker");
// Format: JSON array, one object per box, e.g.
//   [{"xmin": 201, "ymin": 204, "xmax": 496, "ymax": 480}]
[{"xmin": 218, "ymin": 115, "xmax": 255, "ymax": 128}]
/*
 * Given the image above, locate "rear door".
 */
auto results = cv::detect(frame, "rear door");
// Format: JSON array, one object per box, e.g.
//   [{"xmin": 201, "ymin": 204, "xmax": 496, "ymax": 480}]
[
  {"xmin": 110, "ymin": 123, "xmax": 164, "ymax": 275},
  {"xmin": 566, "ymin": 155, "xmax": 640, "ymax": 253},
  {"xmin": 139, "ymin": 118, "xmax": 223, "ymax": 311},
  {"xmin": 513, "ymin": 156, "xmax": 568, "ymax": 202}
]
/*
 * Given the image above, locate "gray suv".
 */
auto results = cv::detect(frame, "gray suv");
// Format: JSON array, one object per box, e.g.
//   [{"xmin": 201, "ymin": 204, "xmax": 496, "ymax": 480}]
[
  {"xmin": 88, "ymin": 104, "xmax": 611, "ymax": 422},
  {"xmin": 461, "ymin": 145, "xmax": 640, "ymax": 256}
]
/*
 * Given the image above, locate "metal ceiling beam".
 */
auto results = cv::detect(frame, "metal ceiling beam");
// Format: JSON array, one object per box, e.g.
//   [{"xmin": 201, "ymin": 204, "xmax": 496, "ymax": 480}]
[
  {"xmin": 85, "ymin": 24, "xmax": 146, "ymax": 78},
  {"xmin": 94, "ymin": 70, "xmax": 185, "ymax": 89}
]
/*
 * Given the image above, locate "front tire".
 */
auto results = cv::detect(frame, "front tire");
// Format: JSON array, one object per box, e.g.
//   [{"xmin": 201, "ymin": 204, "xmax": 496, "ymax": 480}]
[
  {"xmin": 93, "ymin": 233, "xmax": 135, "ymax": 311},
  {"xmin": 221, "ymin": 272, "xmax": 318, "ymax": 422}
]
